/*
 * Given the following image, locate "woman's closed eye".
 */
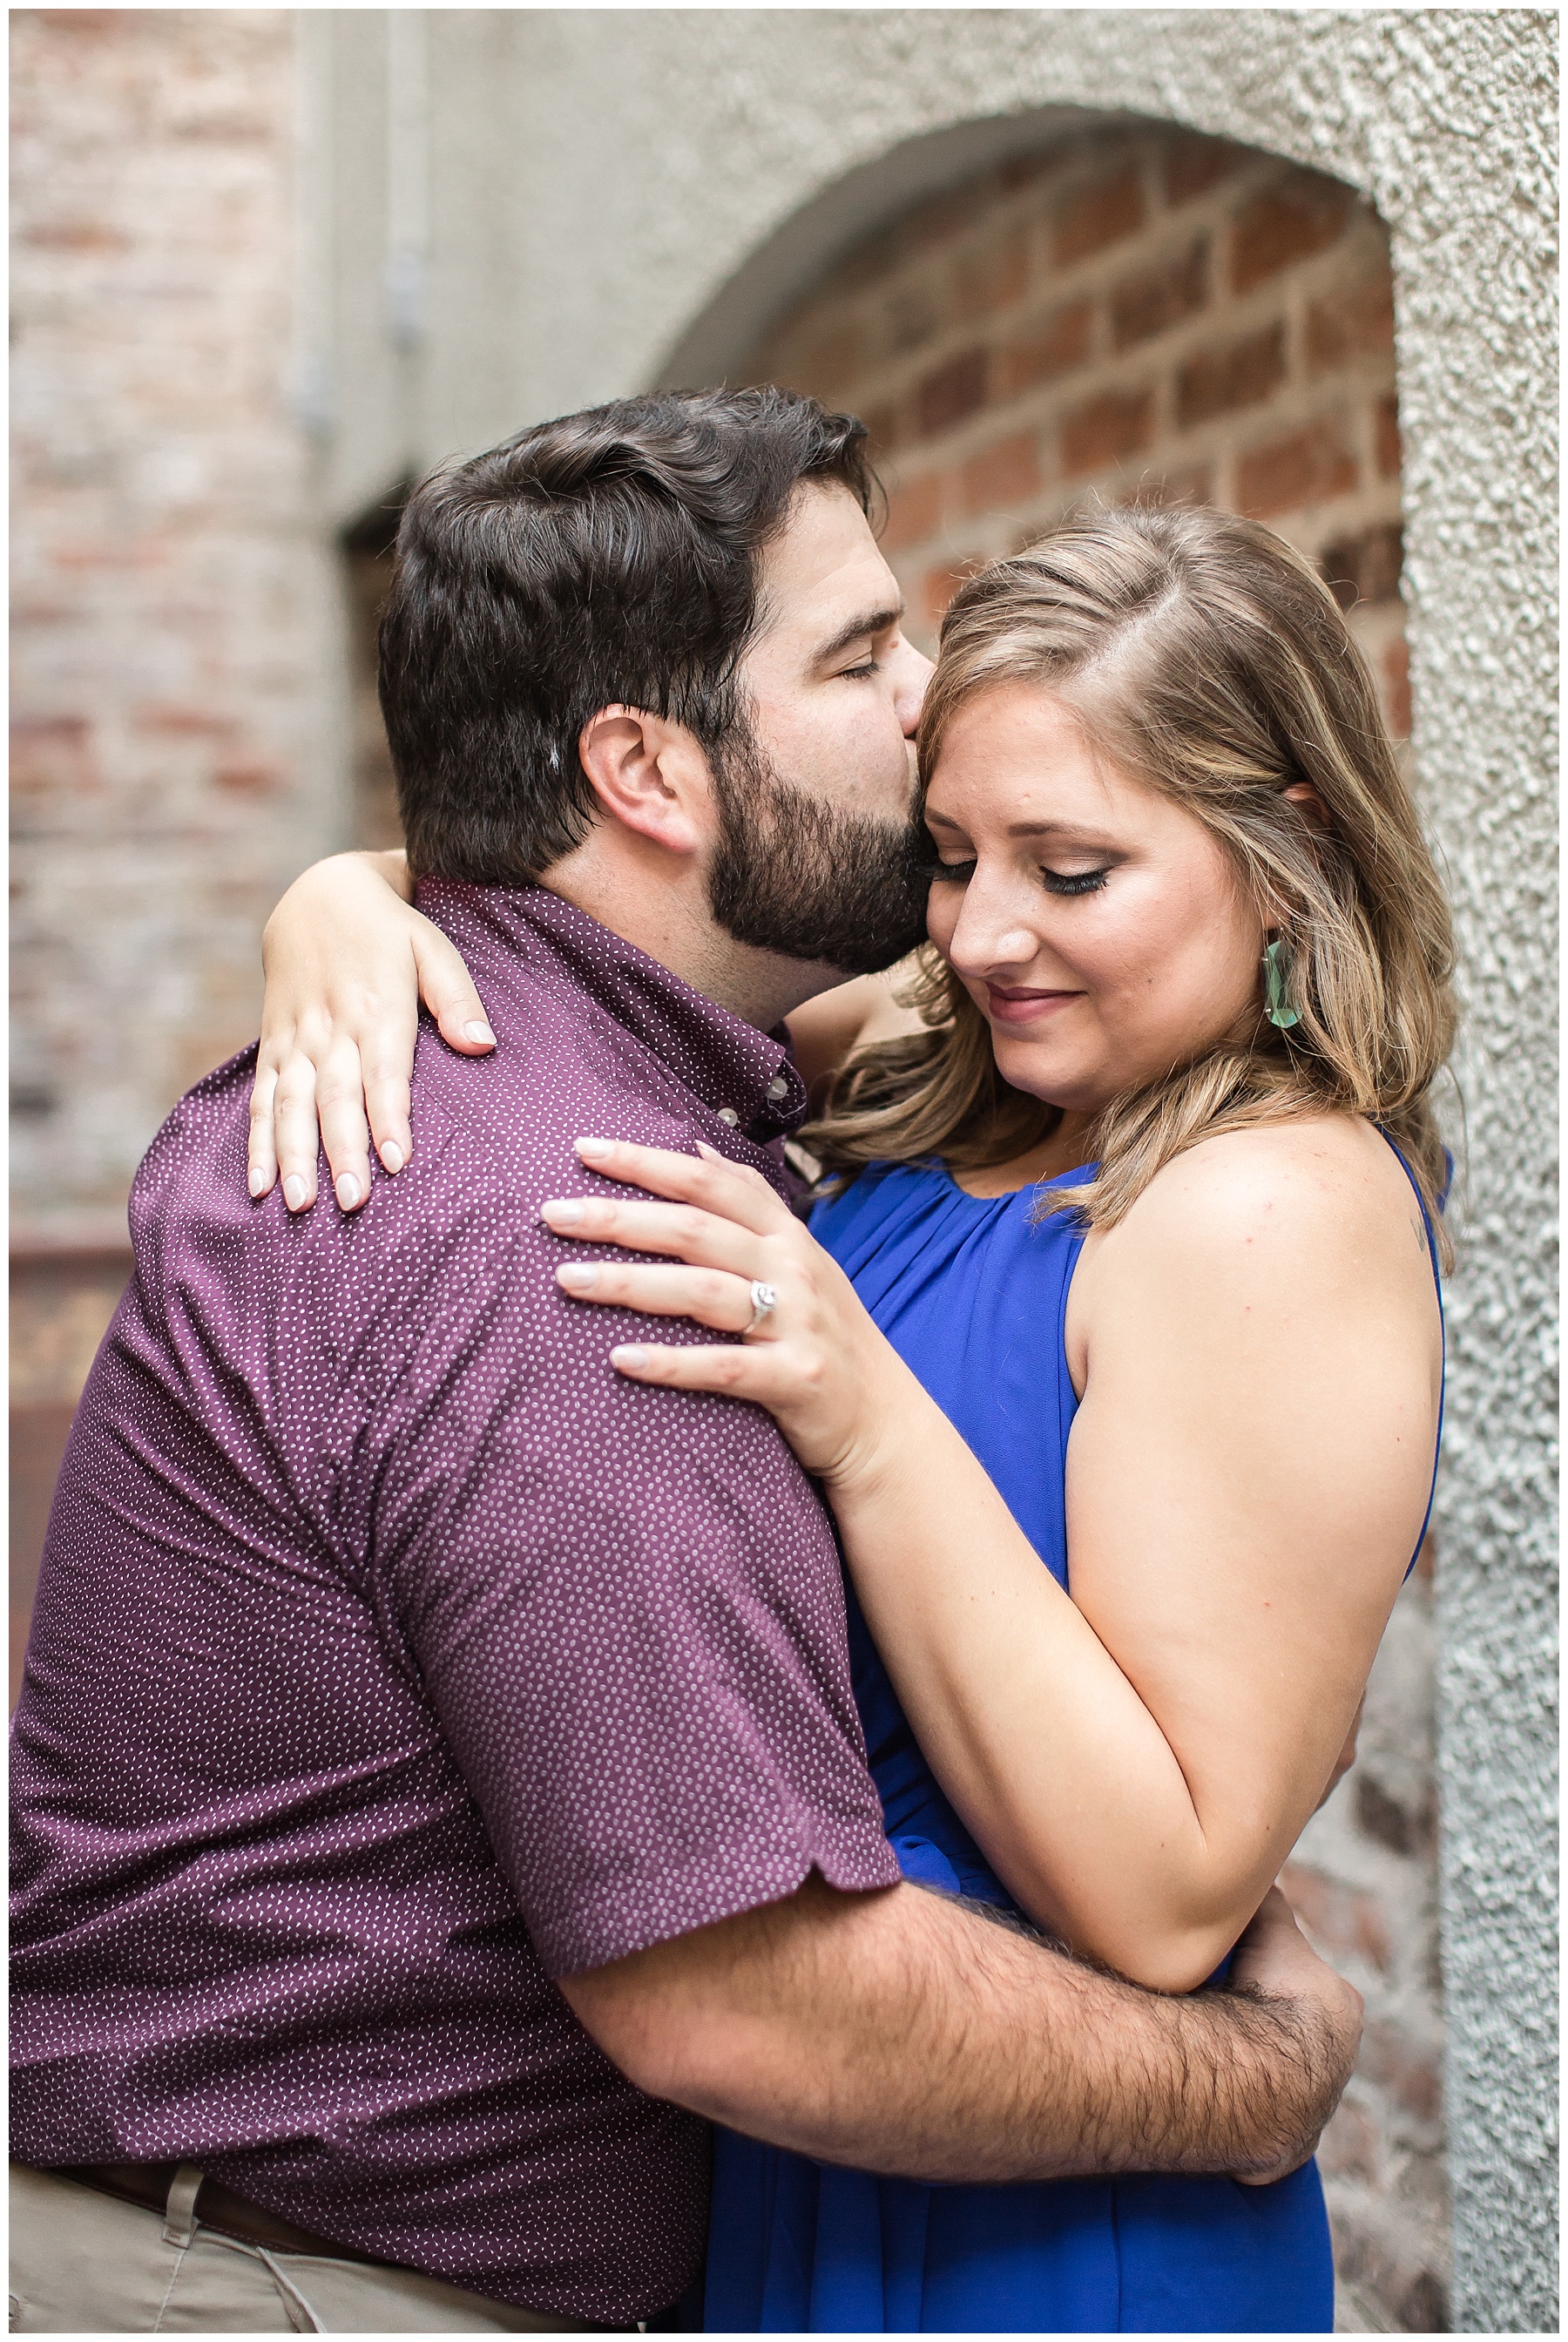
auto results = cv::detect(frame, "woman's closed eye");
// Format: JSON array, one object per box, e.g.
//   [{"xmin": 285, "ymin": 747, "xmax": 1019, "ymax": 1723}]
[{"xmin": 921, "ymin": 856, "xmax": 1111, "ymax": 897}]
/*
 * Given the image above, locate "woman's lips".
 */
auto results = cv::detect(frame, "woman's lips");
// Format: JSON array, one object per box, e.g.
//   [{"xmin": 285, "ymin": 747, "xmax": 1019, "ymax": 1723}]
[{"xmin": 983, "ymin": 984, "xmax": 1083, "ymax": 1026}]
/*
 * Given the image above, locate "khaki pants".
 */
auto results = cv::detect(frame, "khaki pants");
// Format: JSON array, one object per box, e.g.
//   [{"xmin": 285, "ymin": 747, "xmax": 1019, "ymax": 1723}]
[{"xmin": 9, "ymin": 2163, "xmax": 601, "ymax": 2332}]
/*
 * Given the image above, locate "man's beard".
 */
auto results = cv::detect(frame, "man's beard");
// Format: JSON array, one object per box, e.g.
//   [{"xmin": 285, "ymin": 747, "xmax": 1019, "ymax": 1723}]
[{"xmin": 706, "ymin": 728, "xmax": 930, "ymax": 978}]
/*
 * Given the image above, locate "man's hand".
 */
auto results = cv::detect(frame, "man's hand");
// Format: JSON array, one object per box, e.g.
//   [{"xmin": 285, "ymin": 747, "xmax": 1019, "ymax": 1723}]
[{"xmin": 1227, "ymin": 1885, "xmax": 1362, "ymax": 2184}]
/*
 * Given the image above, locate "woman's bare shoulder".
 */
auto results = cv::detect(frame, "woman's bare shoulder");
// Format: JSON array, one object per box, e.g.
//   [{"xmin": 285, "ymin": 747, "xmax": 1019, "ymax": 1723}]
[{"xmin": 1085, "ymin": 1115, "xmax": 1431, "ymax": 1309}]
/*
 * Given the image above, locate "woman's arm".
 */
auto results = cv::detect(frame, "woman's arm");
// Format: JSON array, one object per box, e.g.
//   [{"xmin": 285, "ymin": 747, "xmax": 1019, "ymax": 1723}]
[
  {"xmin": 537, "ymin": 1120, "xmax": 1440, "ymax": 1993},
  {"xmin": 247, "ymin": 857, "xmax": 920, "ymax": 1209},
  {"xmin": 784, "ymin": 962, "xmax": 926, "ymax": 1107},
  {"xmin": 248, "ymin": 850, "xmax": 495, "ymax": 1211}
]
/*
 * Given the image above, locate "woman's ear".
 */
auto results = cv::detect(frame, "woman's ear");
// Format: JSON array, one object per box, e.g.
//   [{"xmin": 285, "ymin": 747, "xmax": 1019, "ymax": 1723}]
[
  {"xmin": 1281, "ymin": 780, "xmax": 1333, "ymax": 831},
  {"xmin": 578, "ymin": 705, "xmax": 713, "ymax": 859}
]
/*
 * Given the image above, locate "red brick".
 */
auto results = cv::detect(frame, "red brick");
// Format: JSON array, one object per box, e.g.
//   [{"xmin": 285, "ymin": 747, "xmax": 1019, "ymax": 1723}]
[
  {"xmin": 1110, "ymin": 235, "xmax": 1209, "ymax": 350},
  {"xmin": 917, "ymin": 346, "xmax": 989, "ymax": 437},
  {"xmin": 1236, "ymin": 417, "xmax": 1357, "ymax": 516},
  {"xmin": 1321, "ymin": 521, "xmax": 1404, "ymax": 611},
  {"xmin": 1060, "ymin": 387, "xmax": 1153, "ymax": 476},
  {"xmin": 1176, "ymin": 320, "xmax": 1288, "ymax": 426},
  {"xmin": 860, "ymin": 401, "xmax": 901, "ymax": 455},
  {"xmin": 1232, "ymin": 175, "xmax": 1352, "ymax": 293},
  {"xmin": 1375, "ymin": 391, "xmax": 1402, "ymax": 478},
  {"xmin": 900, "ymin": 173, "xmax": 1001, "ymax": 260},
  {"xmin": 885, "ymin": 281, "xmax": 942, "ymax": 358},
  {"xmin": 1053, "ymin": 165, "xmax": 1145, "ymax": 267},
  {"xmin": 881, "ymin": 470, "xmax": 944, "ymax": 552},
  {"xmin": 1307, "ymin": 272, "xmax": 1396, "ymax": 372},
  {"xmin": 923, "ymin": 560, "xmax": 976, "ymax": 629},
  {"xmin": 1280, "ymin": 1859, "xmax": 1392, "ymax": 1973},
  {"xmin": 999, "ymin": 151, "xmax": 1059, "ymax": 196},
  {"xmin": 1319, "ymin": 2097, "xmax": 1381, "ymax": 2183},
  {"xmin": 795, "ymin": 320, "xmax": 863, "ymax": 396},
  {"xmin": 1119, "ymin": 464, "xmax": 1214, "ymax": 510},
  {"xmin": 1360, "ymin": 2020, "xmax": 1442, "ymax": 2122},
  {"xmin": 213, "ymin": 759, "xmax": 287, "ymax": 795},
  {"xmin": 1163, "ymin": 133, "xmax": 1244, "ymax": 206},
  {"xmin": 961, "ymin": 430, "xmax": 1041, "ymax": 515},
  {"xmin": 1384, "ymin": 636, "xmax": 1413, "ymax": 739},
  {"xmin": 953, "ymin": 223, "xmax": 1031, "ymax": 323},
  {"xmin": 998, "ymin": 297, "xmax": 1093, "ymax": 396}
]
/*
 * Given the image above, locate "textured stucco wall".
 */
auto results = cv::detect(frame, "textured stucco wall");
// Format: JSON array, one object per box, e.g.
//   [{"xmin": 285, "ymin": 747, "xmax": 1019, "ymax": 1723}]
[{"xmin": 315, "ymin": 15, "xmax": 1555, "ymax": 2327}]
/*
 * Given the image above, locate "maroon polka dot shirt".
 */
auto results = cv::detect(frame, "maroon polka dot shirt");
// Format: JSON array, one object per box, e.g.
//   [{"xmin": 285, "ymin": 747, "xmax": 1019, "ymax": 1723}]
[{"xmin": 10, "ymin": 883, "xmax": 901, "ymax": 2324}]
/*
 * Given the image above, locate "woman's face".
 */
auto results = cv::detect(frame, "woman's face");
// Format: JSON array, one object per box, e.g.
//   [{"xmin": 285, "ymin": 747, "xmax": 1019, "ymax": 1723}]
[{"xmin": 923, "ymin": 680, "xmax": 1267, "ymax": 1118}]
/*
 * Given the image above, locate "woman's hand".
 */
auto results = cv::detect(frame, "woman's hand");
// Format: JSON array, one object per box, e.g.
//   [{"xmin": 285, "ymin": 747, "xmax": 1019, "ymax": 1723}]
[
  {"xmin": 540, "ymin": 1139, "xmax": 916, "ymax": 1486},
  {"xmin": 249, "ymin": 851, "xmax": 495, "ymax": 1213}
]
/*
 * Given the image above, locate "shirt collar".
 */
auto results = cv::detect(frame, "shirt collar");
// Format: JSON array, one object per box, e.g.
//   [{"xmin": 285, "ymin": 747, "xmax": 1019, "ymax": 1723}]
[{"xmin": 416, "ymin": 880, "xmax": 810, "ymax": 1148}]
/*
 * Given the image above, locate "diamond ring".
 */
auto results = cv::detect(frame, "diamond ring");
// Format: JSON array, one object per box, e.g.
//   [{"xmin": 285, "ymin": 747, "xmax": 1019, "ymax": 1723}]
[{"xmin": 745, "ymin": 1280, "xmax": 779, "ymax": 1335}]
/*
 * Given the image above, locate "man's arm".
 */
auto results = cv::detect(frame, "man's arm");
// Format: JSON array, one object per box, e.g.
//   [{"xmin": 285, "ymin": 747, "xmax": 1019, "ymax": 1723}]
[{"xmin": 562, "ymin": 1874, "xmax": 1359, "ymax": 2188}]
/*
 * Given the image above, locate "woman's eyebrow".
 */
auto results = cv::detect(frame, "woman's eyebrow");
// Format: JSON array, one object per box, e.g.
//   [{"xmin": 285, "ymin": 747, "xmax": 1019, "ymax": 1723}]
[{"xmin": 814, "ymin": 603, "xmax": 903, "ymax": 665}]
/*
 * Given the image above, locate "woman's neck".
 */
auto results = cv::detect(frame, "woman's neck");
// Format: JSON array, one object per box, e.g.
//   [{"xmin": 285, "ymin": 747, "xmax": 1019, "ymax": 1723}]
[{"xmin": 951, "ymin": 1111, "xmax": 1096, "ymax": 1199}]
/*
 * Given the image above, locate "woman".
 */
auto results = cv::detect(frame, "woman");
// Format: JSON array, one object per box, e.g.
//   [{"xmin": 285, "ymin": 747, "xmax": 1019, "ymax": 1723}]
[{"xmin": 250, "ymin": 504, "xmax": 1453, "ymax": 2331}]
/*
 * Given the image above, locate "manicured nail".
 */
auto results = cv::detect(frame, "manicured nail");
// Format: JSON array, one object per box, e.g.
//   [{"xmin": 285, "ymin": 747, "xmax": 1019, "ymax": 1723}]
[
  {"xmin": 542, "ymin": 1199, "xmax": 585, "ymax": 1226},
  {"xmin": 575, "ymin": 1137, "xmax": 612, "ymax": 1162},
  {"xmin": 247, "ymin": 1165, "xmax": 268, "ymax": 1198},
  {"xmin": 612, "ymin": 1345, "xmax": 646, "ymax": 1370},
  {"xmin": 695, "ymin": 1143, "xmax": 723, "ymax": 1162},
  {"xmin": 283, "ymin": 1175, "xmax": 307, "ymax": 1211},
  {"xmin": 380, "ymin": 1142, "xmax": 404, "ymax": 1175},
  {"xmin": 335, "ymin": 1174, "xmax": 361, "ymax": 1211},
  {"xmin": 557, "ymin": 1263, "xmax": 598, "ymax": 1291},
  {"xmin": 463, "ymin": 1020, "xmax": 496, "ymax": 1047}
]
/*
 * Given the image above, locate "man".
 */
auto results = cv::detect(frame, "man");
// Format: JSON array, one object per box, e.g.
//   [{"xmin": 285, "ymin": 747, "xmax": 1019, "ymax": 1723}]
[{"xmin": 11, "ymin": 389, "xmax": 1361, "ymax": 2333}]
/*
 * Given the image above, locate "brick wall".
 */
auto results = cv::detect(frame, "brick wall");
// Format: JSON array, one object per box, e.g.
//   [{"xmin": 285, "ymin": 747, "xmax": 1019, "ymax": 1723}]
[
  {"xmin": 10, "ymin": 10, "xmax": 340, "ymax": 1696},
  {"xmin": 741, "ymin": 125, "xmax": 1446, "ymax": 2334},
  {"xmin": 10, "ymin": 8, "xmax": 341, "ymax": 1248},
  {"xmin": 746, "ymin": 122, "xmax": 1410, "ymax": 745}
]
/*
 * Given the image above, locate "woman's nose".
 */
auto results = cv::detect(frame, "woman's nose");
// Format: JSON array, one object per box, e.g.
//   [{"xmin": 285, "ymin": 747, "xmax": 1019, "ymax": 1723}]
[{"xmin": 947, "ymin": 883, "xmax": 1041, "ymax": 975}]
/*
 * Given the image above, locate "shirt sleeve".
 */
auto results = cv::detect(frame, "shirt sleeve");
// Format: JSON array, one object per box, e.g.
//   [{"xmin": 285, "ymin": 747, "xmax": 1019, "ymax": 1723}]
[{"xmin": 361, "ymin": 1208, "xmax": 902, "ymax": 1978}]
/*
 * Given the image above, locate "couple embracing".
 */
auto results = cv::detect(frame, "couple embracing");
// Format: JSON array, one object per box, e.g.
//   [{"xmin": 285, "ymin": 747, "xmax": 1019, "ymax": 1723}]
[{"xmin": 11, "ymin": 388, "xmax": 1450, "ymax": 2333}]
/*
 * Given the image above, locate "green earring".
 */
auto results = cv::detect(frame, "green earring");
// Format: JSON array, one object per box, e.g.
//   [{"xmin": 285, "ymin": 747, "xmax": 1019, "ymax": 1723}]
[{"xmin": 1263, "ymin": 937, "xmax": 1301, "ymax": 1030}]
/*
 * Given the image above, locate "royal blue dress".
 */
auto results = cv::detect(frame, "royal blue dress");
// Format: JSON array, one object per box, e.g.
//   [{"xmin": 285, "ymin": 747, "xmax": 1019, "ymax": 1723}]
[{"xmin": 705, "ymin": 1151, "xmax": 1443, "ymax": 2333}]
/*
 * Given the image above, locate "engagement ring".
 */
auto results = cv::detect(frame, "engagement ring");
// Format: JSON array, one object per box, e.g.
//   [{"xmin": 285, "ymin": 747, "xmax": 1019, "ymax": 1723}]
[{"xmin": 746, "ymin": 1281, "xmax": 778, "ymax": 1334}]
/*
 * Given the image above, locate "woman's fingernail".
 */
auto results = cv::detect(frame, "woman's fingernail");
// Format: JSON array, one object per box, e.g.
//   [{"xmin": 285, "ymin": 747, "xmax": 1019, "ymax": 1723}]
[
  {"xmin": 335, "ymin": 1174, "xmax": 361, "ymax": 1211},
  {"xmin": 247, "ymin": 1166, "xmax": 268, "ymax": 1198},
  {"xmin": 557, "ymin": 1263, "xmax": 598, "ymax": 1291},
  {"xmin": 575, "ymin": 1136, "xmax": 612, "ymax": 1162},
  {"xmin": 463, "ymin": 1020, "xmax": 496, "ymax": 1047},
  {"xmin": 542, "ymin": 1199, "xmax": 585, "ymax": 1226},
  {"xmin": 283, "ymin": 1176, "xmax": 307, "ymax": 1212},
  {"xmin": 380, "ymin": 1142, "xmax": 404, "ymax": 1175},
  {"xmin": 612, "ymin": 1345, "xmax": 646, "ymax": 1371},
  {"xmin": 695, "ymin": 1142, "xmax": 723, "ymax": 1162}
]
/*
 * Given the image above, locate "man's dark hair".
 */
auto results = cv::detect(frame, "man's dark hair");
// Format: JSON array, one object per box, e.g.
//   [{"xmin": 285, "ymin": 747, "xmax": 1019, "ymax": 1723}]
[{"xmin": 379, "ymin": 387, "xmax": 878, "ymax": 882}]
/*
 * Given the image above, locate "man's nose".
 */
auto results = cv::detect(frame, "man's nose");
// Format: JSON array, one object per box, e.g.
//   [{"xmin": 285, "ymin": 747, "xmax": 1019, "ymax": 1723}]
[{"xmin": 896, "ymin": 645, "xmax": 936, "ymax": 738}]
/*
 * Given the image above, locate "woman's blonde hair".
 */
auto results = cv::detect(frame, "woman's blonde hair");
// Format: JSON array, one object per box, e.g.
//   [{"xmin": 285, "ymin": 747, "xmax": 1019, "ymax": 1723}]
[{"xmin": 808, "ymin": 503, "xmax": 1457, "ymax": 1262}]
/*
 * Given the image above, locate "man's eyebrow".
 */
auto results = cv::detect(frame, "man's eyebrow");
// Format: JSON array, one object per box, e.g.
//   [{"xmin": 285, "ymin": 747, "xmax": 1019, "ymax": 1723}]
[{"xmin": 814, "ymin": 603, "xmax": 904, "ymax": 666}]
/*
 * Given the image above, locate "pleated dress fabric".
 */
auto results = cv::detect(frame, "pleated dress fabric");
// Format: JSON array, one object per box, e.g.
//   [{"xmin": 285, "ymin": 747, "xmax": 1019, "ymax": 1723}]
[{"xmin": 703, "ymin": 1158, "xmax": 1341, "ymax": 2334}]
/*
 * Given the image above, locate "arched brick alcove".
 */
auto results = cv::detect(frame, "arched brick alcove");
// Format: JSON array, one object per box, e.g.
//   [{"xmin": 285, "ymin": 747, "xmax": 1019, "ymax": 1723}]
[
  {"xmin": 738, "ymin": 123, "xmax": 1409, "ymax": 751},
  {"xmin": 733, "ymin": 119, "xmax": 1443, "ymax": 2335}
]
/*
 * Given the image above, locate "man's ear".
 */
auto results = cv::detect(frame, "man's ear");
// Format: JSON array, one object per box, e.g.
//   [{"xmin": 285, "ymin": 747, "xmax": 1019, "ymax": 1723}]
[{"xmin": 578, "ymin": 706, "xmax": 713, "ymax": 859}]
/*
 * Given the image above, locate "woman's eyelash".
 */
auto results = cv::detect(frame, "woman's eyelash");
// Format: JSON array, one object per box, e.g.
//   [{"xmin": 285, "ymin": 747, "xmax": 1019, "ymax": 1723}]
[{"xmin": 918, "ymin": 859, "xmax": 1111, "ymax": 896}]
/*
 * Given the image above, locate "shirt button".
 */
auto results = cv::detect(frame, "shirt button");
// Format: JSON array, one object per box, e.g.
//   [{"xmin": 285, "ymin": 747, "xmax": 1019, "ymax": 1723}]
[
  {"xmin": 717, "ymin": 1107, "xmax": 740, "ymax": 1127},
  {"xmin": 767, "ymin": 1075, "xmax": 790, "ymax": 1101}
]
